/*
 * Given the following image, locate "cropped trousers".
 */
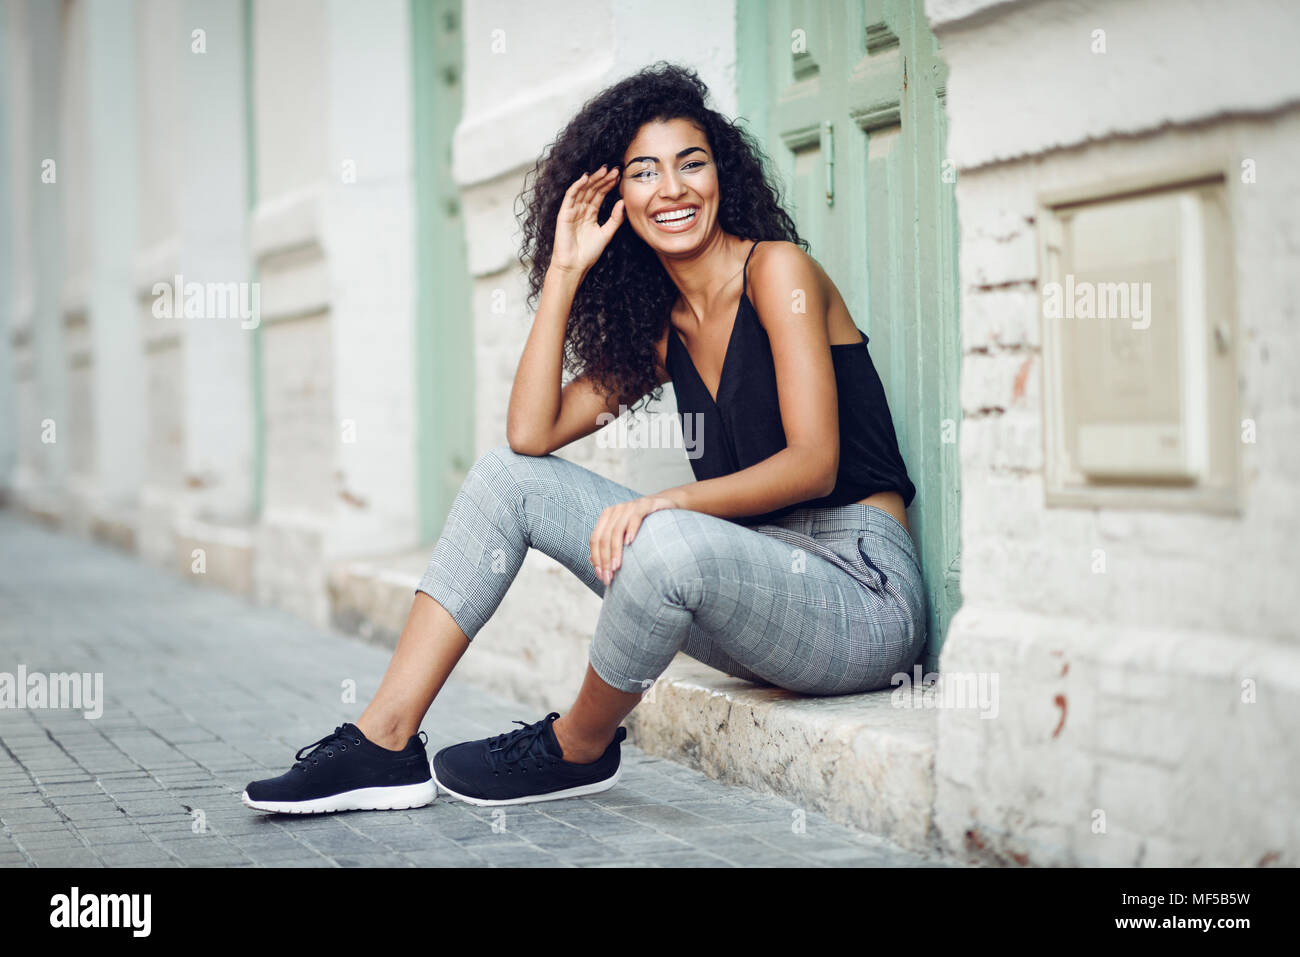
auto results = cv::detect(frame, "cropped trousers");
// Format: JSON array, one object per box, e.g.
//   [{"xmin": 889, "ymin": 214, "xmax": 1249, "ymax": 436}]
[{"xmin": 415, "ymin": 445, "xmax": 929, "ymax": 696}]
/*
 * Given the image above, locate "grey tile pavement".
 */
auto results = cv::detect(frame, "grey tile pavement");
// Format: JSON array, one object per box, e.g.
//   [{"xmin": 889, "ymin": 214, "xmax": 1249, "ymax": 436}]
[{"xmin": 0, "ymin": 510, "xmax": 952, "ymax": 868}]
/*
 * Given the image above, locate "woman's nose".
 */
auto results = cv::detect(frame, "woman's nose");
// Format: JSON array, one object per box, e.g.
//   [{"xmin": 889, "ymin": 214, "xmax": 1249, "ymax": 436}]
[{"xmin": 658, "ymin": 171, "xmax": 686, "ymax": 198}]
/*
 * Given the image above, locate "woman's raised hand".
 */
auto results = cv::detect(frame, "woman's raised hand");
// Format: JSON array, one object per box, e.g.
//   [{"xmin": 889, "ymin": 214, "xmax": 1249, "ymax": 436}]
[{"xmin": 551, "ymin": 164, "xmax": 625, "ymax": 277}]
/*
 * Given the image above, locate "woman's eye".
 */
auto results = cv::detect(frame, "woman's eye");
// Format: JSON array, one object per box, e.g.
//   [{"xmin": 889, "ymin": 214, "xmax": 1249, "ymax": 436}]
[{"xmin": 631, "ymin": 161, "xmax": 704, "ymax": 181}]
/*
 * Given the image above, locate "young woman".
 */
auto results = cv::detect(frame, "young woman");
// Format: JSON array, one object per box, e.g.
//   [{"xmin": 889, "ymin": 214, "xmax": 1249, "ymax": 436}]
[{"xmin": 242, "ymin": 62, "xmax": 926, "ymax": 814}]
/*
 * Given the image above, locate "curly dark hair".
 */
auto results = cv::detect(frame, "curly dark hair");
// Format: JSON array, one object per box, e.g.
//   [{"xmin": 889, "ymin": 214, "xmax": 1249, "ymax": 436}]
[{"xmin": 515, "ymin": 61, "xmax": 808, "ymax": 413}]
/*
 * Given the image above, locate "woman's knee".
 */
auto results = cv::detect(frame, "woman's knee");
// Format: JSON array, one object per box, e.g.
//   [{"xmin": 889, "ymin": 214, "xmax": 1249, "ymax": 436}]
[
  {"xmin": 462, "ymin": 444, "xmax": 540, "ymax": 500},
  {"xmin": 613, "ymin": 509, "xmax": 709, "ymax": 604},
  {"xmin": 471, "ymin": 444, "xmax": 532, "ymax": 479},
  {"xmin": 471, "ymin": 443, "xmax": 575, "ymax": 487}
]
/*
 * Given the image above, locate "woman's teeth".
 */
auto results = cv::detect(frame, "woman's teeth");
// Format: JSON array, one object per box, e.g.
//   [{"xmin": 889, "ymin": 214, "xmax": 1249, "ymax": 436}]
[{"xmin": 654, "ymin": 208, "xmax": 697, "ymax": 225}]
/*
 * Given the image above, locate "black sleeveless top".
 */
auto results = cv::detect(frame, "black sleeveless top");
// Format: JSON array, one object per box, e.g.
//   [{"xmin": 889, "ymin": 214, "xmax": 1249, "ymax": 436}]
[{"xmin": 666, "ymin": 240, "xmax": 917, "ymax": 527}]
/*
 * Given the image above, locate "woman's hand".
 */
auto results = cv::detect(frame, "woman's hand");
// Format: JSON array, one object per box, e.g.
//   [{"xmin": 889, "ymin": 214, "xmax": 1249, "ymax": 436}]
[
  {"xmin": 551, "ymin": 165, "xmax": 625, "ymax": 277},
  {"xmin": 589, "ymin": 493, "xmax": 681, "ymax": 586}
]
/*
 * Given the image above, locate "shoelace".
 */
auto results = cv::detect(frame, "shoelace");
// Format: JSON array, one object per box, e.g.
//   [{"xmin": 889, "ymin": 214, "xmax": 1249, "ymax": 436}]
[
  {"xmin": 293, "ymin": 725, "xmax": 362, "ymax": 773},
  {"xmin": 485, "ymin": 712, "xmax": 562, "ymax": 775}
]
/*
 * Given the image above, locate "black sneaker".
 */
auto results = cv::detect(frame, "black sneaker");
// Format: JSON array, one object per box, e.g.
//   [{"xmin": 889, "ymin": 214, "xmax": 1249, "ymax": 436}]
[
  {"xmin": 242, "ymin": 723, "xmax": 436, "ymax": 814},
  {"xmin": 431, "ymin": 711, "xmax": 626, "ymax": 806}
]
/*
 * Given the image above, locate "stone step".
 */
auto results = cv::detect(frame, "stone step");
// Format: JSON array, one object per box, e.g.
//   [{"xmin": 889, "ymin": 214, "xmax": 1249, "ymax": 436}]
[
  {"xmin": 625, "ymin": 660, "xmax": 939, "ymax": 855},
  {"xmin": 327, "ymin": 547, "xmax": 434, "ymax": 648},
  {"xmin": 328, "ymin": 551, "xmax": 941, "ymax": 856}
]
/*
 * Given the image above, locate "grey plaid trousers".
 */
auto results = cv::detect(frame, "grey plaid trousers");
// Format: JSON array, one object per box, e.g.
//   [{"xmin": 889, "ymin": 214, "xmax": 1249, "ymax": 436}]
[{"xmin": 415, "ymin": 445, "xmax": 928, "ymax": 696}]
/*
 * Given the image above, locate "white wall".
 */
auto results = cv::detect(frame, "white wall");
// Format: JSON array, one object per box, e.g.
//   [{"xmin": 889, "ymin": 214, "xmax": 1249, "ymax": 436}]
[
  {"xmin": 85, "ymin": 0, "xmax": 145, "ymax": 521},
  {"xmin": 929, "ymin": 0, "xmax": 1300, "ymax": 865},
  {"xmin": 321, "ymin": 0, "xmax": 418, "ymax": 559},
  {"xmin": 250, "ymin": 0, "xmax": 420, "ymax": 623},
  {"xmin": 0, "ymin": 0, "xmax": 27, "ymax": 497},
  {"xmin": 14, "ymin": 0, "xmax": 69, "ymax": 517},
  {"xmin": 177, "ymin": 0, "xmax": 254, "ymax": 528}
]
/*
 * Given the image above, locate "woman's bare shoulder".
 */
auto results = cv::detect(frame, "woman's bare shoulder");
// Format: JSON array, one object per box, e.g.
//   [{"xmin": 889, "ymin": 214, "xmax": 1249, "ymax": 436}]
[
  {"xmin": 745, "ymin": 240, "xmax": 828, "ymax": 312},
  {"xmin": 746, "ymin": 240, "xmax": 863, "ymax": 345},
  {"xmin": 750, "ymin": 238, "xmax": 808, "ymax": 270}
]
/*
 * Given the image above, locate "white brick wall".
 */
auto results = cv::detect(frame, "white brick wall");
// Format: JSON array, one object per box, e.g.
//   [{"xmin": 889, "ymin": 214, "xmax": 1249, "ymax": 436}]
[{"xmin": 930, "ymin": 0, "xmax": 1300, "ymax": 865}]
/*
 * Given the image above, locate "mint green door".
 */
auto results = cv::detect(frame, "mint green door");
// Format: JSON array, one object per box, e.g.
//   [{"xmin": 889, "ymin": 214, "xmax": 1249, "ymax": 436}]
[
  {"xmin": 411, "ymin": 0, "xmax": 474, "ymax": 543},
  {"xmin": 739, "ymin": 0, "xmax": 961, "ymax": 668}
]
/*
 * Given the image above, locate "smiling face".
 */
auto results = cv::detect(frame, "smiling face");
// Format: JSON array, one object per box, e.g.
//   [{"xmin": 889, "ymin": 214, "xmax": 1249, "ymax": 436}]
[{"xmin": 619, "ymin": 117, "xmax": 720, "ymax": 251}]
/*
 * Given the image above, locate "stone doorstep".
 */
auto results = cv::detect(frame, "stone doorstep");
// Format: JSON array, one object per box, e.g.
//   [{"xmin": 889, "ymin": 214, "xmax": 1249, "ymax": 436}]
[
  {"xmin": 174, "ymin": 518, "xmax": 256, "ymax": 597},
  {"xmin": 327, "ymin": 549, "xmax": 432, "ymax": 646},
  {"xmin": 624, "ymin": 659, "xmax": 939, "ymax": 856},
  {"xmin": 329, "ymin": 552, "xmax": 942, "ymax": 858}
]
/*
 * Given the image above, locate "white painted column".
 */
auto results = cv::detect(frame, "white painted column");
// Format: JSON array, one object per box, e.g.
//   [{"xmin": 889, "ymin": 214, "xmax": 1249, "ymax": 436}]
[
  {"xmin": 0, "ymin": 0, "xmax": 23, "ymax": 492},
  {"xmin": 320, "ymin": 0, "xmax": 419, "ymax": 557},
  {"xmin": 177, "ymin": 0, "xmax": 254, "ymax": 525},
  {"xmin": 20, "ymin": 0, "xmax": 69, "ymax": 516},
  {"xmin": 132, "ymin": 0, "xmax": 187, "ymax": 568},
  {"xmin": 84, "ymin": 0, "xmax": 146, "ymax": 526}
]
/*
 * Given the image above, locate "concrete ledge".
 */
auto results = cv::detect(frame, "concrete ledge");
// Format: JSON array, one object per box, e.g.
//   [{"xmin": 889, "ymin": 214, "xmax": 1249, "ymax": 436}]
[
  {"xmin": 90, "ymin": 511, "xmax": 137, "ymax": 554},
  {"xmin": 327, "ymin": 548, "xmax": 431, "ymax": 648},
  {"xmin": 625, "ymin": 659, "xmax": 940, "ymax": 855},
  {"xmin": 6, "ymin": 493, "xmax": 64, "ymax": 531},
  {"xmin": 174, "ymin": 518, "xmax": 255, "ymax": 598}
]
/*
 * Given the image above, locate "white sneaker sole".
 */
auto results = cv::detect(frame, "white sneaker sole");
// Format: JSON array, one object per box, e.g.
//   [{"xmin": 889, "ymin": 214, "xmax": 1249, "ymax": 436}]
[
  {"xmin": 241, "ymin": 779, "xmax": 437, "ymax": 814},
  {"xmin": 431, "ymin": 764, "xmax": 621, "ymax": 807}
]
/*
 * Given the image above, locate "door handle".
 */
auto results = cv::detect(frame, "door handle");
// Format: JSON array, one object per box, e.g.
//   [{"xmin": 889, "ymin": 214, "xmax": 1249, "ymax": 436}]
[{"xmin": 822, "ymin": 120, "xmax": 834, "ymax": 206}]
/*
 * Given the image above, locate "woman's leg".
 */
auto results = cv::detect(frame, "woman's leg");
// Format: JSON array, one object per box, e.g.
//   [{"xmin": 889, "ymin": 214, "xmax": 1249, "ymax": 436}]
[
  {"xmin": 581, "ymin": 505, "xmax": 926, "ymax": 706},
  {"xmin": 354, "ymin": 445, "xmax": 642, "ymax": 752},
  {"xmin": 355, "ymin": 444, "xmax": 922, "ymax": 766},
  {"xmin": 354, "ymin": 593, "xmax": 470, "ymax": 750}
]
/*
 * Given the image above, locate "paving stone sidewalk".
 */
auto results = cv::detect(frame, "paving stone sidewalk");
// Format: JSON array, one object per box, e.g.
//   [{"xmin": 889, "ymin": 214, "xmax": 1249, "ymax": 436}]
[{"xmin": 0, "ymin": 510, "xmax": 950, "ymax": 868}]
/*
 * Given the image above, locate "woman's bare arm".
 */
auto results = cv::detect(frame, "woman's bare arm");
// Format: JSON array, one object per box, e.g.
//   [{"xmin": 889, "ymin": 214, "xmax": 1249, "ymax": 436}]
[
  {"xmin": 508, "ymin": 275, "xmax": 671, "ymax": 457},
  {"xmin": 509, "ymin": 367, "xmax": 625, "ymax": 457},
  {"xmin": 507, "ymin": 267, "xmax": 600, "ymax": 455},
  {"xmin": 507, "ymin": 165, "xmax": 628, "ymax": 456}
]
